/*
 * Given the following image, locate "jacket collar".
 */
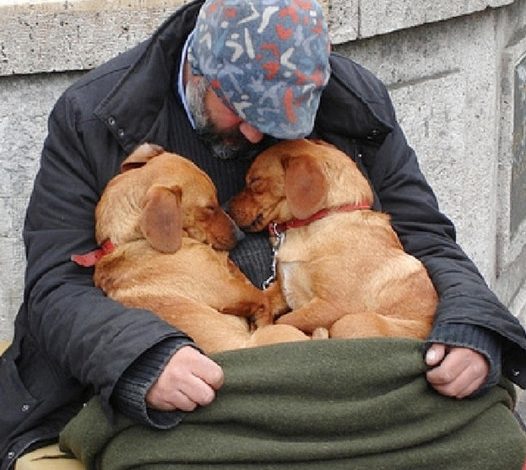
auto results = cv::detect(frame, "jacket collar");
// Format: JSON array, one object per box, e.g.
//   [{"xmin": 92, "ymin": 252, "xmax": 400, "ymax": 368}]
[{"xmin": 93, "ymin": 0, "xmax": 204, "ymax": 154}]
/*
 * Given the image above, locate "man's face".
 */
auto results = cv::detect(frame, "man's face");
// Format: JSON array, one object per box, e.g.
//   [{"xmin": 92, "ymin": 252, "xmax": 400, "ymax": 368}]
[{"xmin": 186, "ymin": 76, "xmax": 264, "ymax": 160}]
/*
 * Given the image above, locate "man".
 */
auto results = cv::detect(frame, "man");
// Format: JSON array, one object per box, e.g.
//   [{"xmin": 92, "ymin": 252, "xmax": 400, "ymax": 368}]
[{"xmin": 1, "ymin": 0, "xmax": 525, "ymax": 468}]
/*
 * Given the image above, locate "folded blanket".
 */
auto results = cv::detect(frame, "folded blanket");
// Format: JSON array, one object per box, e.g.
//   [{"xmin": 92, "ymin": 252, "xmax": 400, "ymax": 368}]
[{"xmin": 60, "ymin": 338, "xmax": 526, "ymax": 470}]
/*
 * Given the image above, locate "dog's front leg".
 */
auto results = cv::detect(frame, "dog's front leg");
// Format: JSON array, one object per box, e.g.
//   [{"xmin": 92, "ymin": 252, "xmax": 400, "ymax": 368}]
[
  {"xmin": 276, "ymin": 297, "xmax": 345, "ymax": 334},
  {"xmin": 217, "ymin": 259, "xmax": 273, "ymax": 327},
  {"xmin": 264, "ymin": 280, "xmax": 291, "ymax": 320},
  {"xmin": 219, "ymin": 284, "xmax": 273, "ymax": 328},
  {"xmin": 221, "ymin": 299, "xmax": 272, "ymax": 328}
]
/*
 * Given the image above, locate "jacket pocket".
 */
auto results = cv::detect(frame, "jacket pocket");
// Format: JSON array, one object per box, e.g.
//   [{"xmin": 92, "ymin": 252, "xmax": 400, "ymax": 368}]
[{"xmin": 0, "ymin": 356, "xmax": 39, "ymax": 442}]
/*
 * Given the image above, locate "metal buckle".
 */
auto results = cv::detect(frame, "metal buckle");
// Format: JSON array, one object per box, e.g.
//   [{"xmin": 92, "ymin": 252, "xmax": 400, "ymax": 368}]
[{"xmin": 263, "ymin": 224, "xmax": 285, "ymax": 289}]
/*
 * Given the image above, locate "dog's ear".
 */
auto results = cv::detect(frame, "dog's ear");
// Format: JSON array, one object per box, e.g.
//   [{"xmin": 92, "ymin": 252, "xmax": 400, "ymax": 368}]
[
  {"xmin": 283, "ymin": 154, "xmax": 328, "ymax": 220},
  {"xmin": 139, "ymin": 185, "xmax": 183, "ymax": 253},
  {"xmin": 121, "ymin": 143, "xmax": 165, "ymax": 173}
]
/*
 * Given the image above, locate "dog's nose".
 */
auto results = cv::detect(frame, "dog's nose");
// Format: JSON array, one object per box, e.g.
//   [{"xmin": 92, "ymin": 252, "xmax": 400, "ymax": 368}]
[{"xmin": 223, "ymin": 201, "xmax": 245, "ymax": 242}]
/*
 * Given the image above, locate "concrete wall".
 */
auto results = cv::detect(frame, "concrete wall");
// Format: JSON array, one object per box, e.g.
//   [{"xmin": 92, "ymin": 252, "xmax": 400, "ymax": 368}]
[{"xmin": 1, "ymin": 0, "xmax": 525, "ymax": 340}]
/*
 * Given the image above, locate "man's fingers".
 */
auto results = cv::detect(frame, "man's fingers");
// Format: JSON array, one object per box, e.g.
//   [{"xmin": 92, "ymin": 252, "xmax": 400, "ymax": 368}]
[
  {"xmin": 150, "ymin": 388, "xmax": 198, "ymax": 412},
  {"xmin": 188, "ymin": 354, "xmax": 225, "ymax": 391},
  {"xmin": 426, "ymin": 353, "xmax": 463, "ymax": 386},
  {"xmin": 426, "ymin": 346, "xmax": 489, "ymax": 398},
  {"xmin": 181, "ymin": 371, "xmax": 218, "ymax": 406},
  {"xmin": 428, "ymin": 366, "xmax": 485, "ymax": 398},
  {"xmin": 425, "ymin": 343, "xmax": 446, "ymax": 367},
  {"xmin": 150, "ymin": 368, "xmax": 217, "ymax": 409},
  {"xmin": 146, "ymin": 346, "xmax": 224, "ymax": 411},
  {"xmin": 430, "ymin": 377, "xmax": 485, "ymax": 399}
]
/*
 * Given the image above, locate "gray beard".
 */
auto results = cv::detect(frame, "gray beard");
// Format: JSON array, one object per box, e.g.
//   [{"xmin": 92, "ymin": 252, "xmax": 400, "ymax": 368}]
[{"xmin": 195, "ymin": 125, "xmax": 253, "ymax": 160}]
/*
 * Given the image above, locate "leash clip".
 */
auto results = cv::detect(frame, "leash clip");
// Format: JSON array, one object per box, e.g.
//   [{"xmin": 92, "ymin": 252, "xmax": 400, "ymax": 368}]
[{"xmin": 263, "ymin": 223, "xmax": 285, "ymax": 290}]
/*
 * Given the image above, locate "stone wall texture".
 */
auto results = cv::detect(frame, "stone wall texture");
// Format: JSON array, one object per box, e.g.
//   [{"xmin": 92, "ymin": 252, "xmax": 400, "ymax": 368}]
[{"xmin": 1, "ymin": 0, "xmax": 525, "ymax": 340}]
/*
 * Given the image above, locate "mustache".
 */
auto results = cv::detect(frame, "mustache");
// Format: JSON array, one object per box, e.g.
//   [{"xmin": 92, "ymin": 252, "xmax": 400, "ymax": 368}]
[
  {"xmin": 196, "ymin": 125, "xmax": 276, "ymax": 161},
  {"xmin": 196, "ymin": 125, "xmax": 250, "ymax": 160}
]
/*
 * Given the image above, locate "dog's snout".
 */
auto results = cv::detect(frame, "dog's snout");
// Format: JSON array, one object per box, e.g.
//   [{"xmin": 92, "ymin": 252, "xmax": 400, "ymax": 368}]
[
  {"xmin": 224, "ymin": 211, "xmax": 245, "ymax": 243},
  {"xmin": 207, "ymin": 210, "xmax": 246, "ymax": 251},
  {"xmin": 221, "ymin": 205, "xmax": 245, "ymax": 240}
]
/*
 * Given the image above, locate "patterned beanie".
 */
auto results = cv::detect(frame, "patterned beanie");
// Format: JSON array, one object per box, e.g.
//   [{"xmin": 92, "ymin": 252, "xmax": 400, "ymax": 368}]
[{"xmin": 188, "ymin": 0, "xmax": 331, "ymax": 139}]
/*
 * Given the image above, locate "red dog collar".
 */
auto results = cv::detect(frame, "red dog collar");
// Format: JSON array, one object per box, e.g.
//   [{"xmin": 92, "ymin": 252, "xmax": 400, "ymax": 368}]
[
  {"xmin": 269, "ymin": 202, "xmax": 371, "ymax": 237},
  {"xmin": 71, "ymin": 240, "xmax": 115, "ymax": 267}
]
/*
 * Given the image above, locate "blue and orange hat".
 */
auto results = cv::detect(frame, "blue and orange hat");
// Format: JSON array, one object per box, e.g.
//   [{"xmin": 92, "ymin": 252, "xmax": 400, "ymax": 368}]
[{"xmin": 188, "ymin": 0, "xmax": 331, "ymax": 139}]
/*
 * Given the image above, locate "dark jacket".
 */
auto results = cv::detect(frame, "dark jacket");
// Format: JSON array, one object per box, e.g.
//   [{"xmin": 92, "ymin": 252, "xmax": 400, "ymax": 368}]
[{"xmin": 1, "ymin": 1, "xmax": 525, "ymax": 468}]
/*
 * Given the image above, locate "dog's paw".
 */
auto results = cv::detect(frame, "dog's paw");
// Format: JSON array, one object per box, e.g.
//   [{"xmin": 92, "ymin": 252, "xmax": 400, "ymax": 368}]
[{"xmin": 311, "ymin": 327, "xmax": 329, "ymax": 340}]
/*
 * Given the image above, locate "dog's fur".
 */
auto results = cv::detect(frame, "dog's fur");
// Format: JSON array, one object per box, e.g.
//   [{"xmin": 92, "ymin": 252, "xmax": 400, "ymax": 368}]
[
  {"xmin": 228, "ymin": 139, "xmax": 437, "ymax": 340},
  {"xmin": 90, "ymin": 143, "xmax": 309, "ymax": 354}
]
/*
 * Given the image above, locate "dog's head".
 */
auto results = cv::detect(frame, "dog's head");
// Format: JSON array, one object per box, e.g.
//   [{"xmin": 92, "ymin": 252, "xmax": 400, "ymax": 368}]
[
  {"xmin": 96, "ymin": 143, "xmax": 242, "ymax": 252},
  {"xmin": 228, "ymin": 139, "xmax": 374, "ymax": 232}
]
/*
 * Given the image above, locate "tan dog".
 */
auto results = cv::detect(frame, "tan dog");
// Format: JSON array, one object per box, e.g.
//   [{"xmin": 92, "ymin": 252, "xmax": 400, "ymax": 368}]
[
  {"xmin": 228, "ymin": 139, "xmax": 437, "ymax": 340},
  {"xmin": 73, "ymin": 143, "xmax": 309, "ymax": 354}
]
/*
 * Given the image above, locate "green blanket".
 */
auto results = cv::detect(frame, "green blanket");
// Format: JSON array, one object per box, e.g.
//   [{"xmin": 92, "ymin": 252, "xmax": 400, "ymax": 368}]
[{"xmin": 60, "ymin": 339, "xmax": 526, "ymax": 470}]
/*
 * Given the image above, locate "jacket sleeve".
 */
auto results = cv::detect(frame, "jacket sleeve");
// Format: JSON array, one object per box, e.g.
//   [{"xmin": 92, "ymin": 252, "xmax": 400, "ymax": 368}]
[
  {"xmin": 22, "ymin": 91, "xmax": 194, "ymax": 419},
  {"xmin": 364, "ymin": 118, "xmax": 526, "ymax": 387}
]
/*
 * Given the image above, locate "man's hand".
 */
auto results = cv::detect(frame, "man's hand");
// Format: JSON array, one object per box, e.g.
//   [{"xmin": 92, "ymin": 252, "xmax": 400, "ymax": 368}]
[
  {"xmin": 425, "ymin": 344, "xmax": 489, "ymax": 398},
  {"xmin": 146, "ymin": 346, "xmax": 224, "ymax": 412}
]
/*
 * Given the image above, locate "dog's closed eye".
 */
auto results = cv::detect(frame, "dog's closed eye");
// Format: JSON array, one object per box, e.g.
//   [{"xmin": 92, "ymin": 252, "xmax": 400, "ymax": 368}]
[
  {"xmin": 248, "ymin": 177, "xmax": 268, "ymax": 194},
  {"xmin": 195, "ymin": 205, "xmax": 217, "ymax": 221}
]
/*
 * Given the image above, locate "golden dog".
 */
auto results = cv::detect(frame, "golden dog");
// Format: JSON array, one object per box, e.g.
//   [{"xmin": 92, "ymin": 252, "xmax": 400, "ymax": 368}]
[
  {"xmin": 228, "ymin": 139, "xmax": 437, "ymax": 339},
  {"xmin": 72, "ymin": 143, "xmax": 309, "ymax": 354}
]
